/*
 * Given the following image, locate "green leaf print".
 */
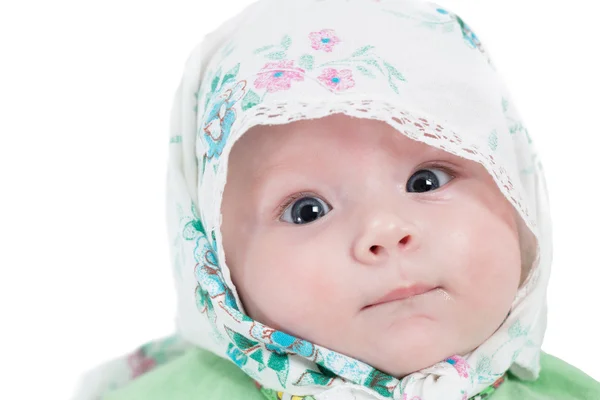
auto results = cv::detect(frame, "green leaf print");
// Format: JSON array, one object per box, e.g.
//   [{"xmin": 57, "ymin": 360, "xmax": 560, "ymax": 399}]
[
  {"xmin": 242, "ymin": 90, "xmax": 261, "ymax": 111},
  {"xmin": 266, "ymin": 51, "xmax": 287, "ymax": 60},
  {"xmin": 388, "ymin": 78, "xmax": 399, "ymax": 94},
  {"xmin": 295, "ymin": 369, "xmax": 335, "ymax": 386},
  {"xmin": 502, "ymin": 97, "xmax": 509, "ymax": 113},
  {"xmin": 363, "ymin": 58, "xmax": 384, "ymax": 74},
  {"xmin": 221, "ymin": 63, "xmax": 240, "ymax": 86},
  {"xmin": 195, "ymin": 285, "xmax": 215, "ymax": 322},
  {"xmin": 267, "ymin": 352, "xmax": 290, "ymax": 387},
  {"xmin": 182, "ymin": 209, "xmax": 206, "ymax": 240},
  {"xmin": 383, "ymin": 61, "xmax": 406, "ymax": 81},
  {"xmin": 221, "ymin": 41, "xmax": 236, "ymax": 58},
  {"xmin": 204, "ymin": 92, "xmax": 211, "ymax": 113},
  {"xmin": 364, "ymin": 369, "xmax": 397, "ymax": 398},
  {"xmin": 488, "ymin": 129, "xmax": 498, "ymax": 151},
  {"xmin": 524, "ymin": 127, "xmax": 532, "ymax": 144},
  {"xmin": 281, "ymin": 34, "xmax": 292, "ymax": 50},
  {"xmin": 226, "ymin": 328, "xmax": 260, "ymax": 351},
  {"xmin": 355, "ymin": 65, "xmax": 376, "ymax": 78},
  {"xmin": 254, "ymin": 45, "xmax": 275, "ymax": 54},
  {"xmin": 298, "ymin": 54, "xmax": 314, "ymax": 71},
  {"xmin": 352, "ymin": 45, "xmax": 375, "ymax": 57},
  {"xmin": 200, "ymin": 154, "xmax": 207, "ymax": 176},
  {"xmin": 475, "ymin": 354, "xmax": 492, "ymax": 376},
  {"xmin": 250, "ymin": 348, "xmax": 265, "ymax": 365},
  {"xmin": 210, "ymin": 66, "xmax": 222, "ymax": 93},
  {"xmin": 509, "ymin": 121, "xmax": 524, "ymax": 135}
]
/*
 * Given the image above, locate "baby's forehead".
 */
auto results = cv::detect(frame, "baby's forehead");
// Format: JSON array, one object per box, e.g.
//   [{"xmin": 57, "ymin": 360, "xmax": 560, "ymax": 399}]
[
  {"xmin": 239, "ymin": 114, "xmax": 440, "ymax": 157},
  {"xmin": 226, "ymin": 115, "xmax": 499, "ymax": 198}
]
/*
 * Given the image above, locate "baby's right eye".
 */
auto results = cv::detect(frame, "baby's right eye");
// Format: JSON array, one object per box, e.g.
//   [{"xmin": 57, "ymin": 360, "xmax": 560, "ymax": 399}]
[{"xmin": 279, "ymin": 195, "xmax": 332, "ymax": 225}]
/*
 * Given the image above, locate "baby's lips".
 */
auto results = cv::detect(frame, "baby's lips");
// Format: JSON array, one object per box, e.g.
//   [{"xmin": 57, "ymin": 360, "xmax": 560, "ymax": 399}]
[{"xmin": 365, "ymin": 283, "xmax": 439, "ymax": 308}]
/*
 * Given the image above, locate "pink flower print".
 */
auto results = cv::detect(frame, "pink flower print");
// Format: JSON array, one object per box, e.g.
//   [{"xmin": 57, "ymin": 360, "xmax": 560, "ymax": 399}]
[
  {"xmin": 446, "ymin": 355, "xmax": 470, "ymax": 378},
  {"xmin": 254, "ymin": 60, "xmax": 305, "ymax": 93},
  {"xmin": 309, "ymin": 29, "xmax": 341, "ymax": 52},
  {"xmin": 318, "ymin": 68, "xmax": 355, "ymax": 91},
  {"xmin": 127, "ymin": 348, "xmax": 157, "ymax": 379}
]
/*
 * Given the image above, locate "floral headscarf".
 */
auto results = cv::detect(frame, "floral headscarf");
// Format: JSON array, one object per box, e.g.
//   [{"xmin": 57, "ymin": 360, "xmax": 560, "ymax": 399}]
[{"xmin": 74, "ymin": 1, "xmax": 551, "ymax": 399}]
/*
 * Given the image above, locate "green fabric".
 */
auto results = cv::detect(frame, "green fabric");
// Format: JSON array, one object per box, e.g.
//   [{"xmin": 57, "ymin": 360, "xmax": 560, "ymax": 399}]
[
  {"xmin": 102, "ymin": 348, "xmax": 600, "ymax": 400},
  {"xmin": 491, "ymin": 352, "xmax": 600, "ymax": 400},
  {"xmin": 102, "ymin": 347, "xmax": 265, "ymax": 400}
]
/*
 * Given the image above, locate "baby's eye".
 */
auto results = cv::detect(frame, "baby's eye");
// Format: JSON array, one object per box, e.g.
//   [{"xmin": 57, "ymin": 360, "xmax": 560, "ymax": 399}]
[
  {"xmin": 280, "ymin": 196, "xmax": 332, "ymax": 225},
  {"xmin": 406, "ymin": 167, "xmax": 454, "ymax": 193}
]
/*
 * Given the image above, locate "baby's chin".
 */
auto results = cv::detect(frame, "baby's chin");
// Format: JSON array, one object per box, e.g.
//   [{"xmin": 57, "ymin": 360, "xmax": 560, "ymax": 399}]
[
  {"xmin": 332, "ymin": 313, "xmax": 472, "ymax": 378},
  {"xmin": 361, "ymin": 326, "xmax": 468, "ymax": 378}
]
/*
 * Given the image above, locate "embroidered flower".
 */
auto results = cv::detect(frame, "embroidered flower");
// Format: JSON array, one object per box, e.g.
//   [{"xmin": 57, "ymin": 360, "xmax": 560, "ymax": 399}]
[
  {"xmin": 318, "ymin": 68, "xmax": 355, "ymax": 91},
  {"xmin": 446, "ymin": 355, "xmax": 470, "ymax": 378},
  {"xmin": 194, "ymin": 239, "xmax": 237, "ymax": 310},
  {"xmin": 254, "ymin": 60, "xmax": 305, "ymax": 93},
  {"xmin": 309, "ymin": 29, "xmax": 341, "ymax": 52},
  {"xmin": 203, "ymin": 80, "xmax": 246, "ymax": 159}
]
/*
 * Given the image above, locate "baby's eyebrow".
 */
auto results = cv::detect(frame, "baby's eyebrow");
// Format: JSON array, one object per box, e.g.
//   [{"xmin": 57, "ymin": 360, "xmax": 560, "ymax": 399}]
[
  {"xmin": 252, "ymin": 153, "xmax": 322, "ymax": 183},
  {"xmin": 251, "ymin": 162, "xmax": 301, "ymax": 190}
]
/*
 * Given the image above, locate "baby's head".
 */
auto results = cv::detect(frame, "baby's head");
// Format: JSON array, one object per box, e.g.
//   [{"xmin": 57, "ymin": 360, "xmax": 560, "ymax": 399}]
[
  {"xmin": 221, "ymin": 113, "xmax": 536, "ymax": 377},
  {"xmin": 168, "ymin": 1, "xmax": 550, "ymax": 396}
]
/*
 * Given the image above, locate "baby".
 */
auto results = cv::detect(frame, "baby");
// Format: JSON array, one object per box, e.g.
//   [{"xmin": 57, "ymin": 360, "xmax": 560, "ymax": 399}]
[{"xmin": 74, "ymin": 0, "xmax": 600, "ymax": 399}]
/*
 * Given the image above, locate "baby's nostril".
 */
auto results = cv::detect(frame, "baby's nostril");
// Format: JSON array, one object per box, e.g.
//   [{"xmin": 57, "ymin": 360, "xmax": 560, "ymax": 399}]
[{"xmin": 370, "ymin": 245, "xmax": 382, "ymax": 254}]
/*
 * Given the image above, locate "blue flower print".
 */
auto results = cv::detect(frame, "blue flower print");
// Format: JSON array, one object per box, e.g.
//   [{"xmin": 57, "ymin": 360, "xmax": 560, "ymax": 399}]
[
  {"xmin": 202, "ymin": 80, "xmax": 247, "ymax": 160},
  {"xmin": 194, "ymin": 237, "xmax": 238, "ymax": 310},
  {"xmin": 250, "ymin": 322, "xmax": 316, "ymax": 358}
]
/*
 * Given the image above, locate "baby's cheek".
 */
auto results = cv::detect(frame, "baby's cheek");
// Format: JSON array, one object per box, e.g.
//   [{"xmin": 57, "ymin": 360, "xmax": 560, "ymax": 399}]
[
  {"xmin": 460, "ymin": 258, "xmax": 521, "ymax": 340},
  {"xmin": 244, "ymin": 243, "xmax": 325, "ymax": 321},
  {"xmin": 447, "ymin": 229, "xmax": 521, "ymax": 327}
]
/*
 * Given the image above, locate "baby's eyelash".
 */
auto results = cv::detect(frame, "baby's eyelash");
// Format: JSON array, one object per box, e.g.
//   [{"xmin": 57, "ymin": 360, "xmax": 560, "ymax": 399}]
[
  {"xmin": 421, "ymin": 161, "xmax": 457, "ymax": 178},
  {"xmin": 276, "ymin": 191, "xmax": 316, "ymax": 219}
]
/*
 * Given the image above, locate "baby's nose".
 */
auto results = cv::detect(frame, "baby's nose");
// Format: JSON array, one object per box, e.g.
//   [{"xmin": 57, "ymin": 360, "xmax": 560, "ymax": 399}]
[{"xmin": 352, "ymin": 215, "xmax": 418, "ymax": 265}]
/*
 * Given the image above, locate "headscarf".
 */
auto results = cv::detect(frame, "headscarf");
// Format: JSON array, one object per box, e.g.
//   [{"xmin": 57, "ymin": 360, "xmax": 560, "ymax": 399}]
[{"xmin": 74, "ymin": 0, "xmax": 552, "ymax": 399}]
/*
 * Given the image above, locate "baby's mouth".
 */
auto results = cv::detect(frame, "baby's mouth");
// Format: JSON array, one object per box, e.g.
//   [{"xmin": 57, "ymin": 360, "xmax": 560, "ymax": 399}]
[{"xmin": 363, "ymin": 284, "xmax": 440, "ymax": 309}]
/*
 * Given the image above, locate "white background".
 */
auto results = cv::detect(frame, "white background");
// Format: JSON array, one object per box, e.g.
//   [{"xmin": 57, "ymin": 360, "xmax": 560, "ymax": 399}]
[{"xmin": 1, "ymin": 1, "xmax": 599, "ymax": 399}]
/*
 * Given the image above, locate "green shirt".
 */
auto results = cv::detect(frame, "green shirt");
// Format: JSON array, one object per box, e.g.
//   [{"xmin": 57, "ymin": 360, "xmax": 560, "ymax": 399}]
[{"xmin": 102, "ymin": 347, "xmax": 600, "ymax": 400}]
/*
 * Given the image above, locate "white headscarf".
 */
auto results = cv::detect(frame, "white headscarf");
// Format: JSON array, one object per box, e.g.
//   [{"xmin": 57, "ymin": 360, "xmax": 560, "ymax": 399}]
[{"xmin": 75, "ymin": 1, "xmax": 552, "ymax": 399}]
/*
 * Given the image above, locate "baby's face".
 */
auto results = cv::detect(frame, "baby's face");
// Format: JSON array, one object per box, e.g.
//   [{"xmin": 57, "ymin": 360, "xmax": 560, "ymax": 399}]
[{"xmin": 221, "ymin": 113, "xmax": 523, "ymax": 377}]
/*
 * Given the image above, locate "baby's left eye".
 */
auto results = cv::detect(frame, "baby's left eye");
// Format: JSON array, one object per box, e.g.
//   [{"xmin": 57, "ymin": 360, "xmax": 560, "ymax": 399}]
[{"xmin": 406, "ymin": 167, "xmax": 454, "ymax": 193}]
